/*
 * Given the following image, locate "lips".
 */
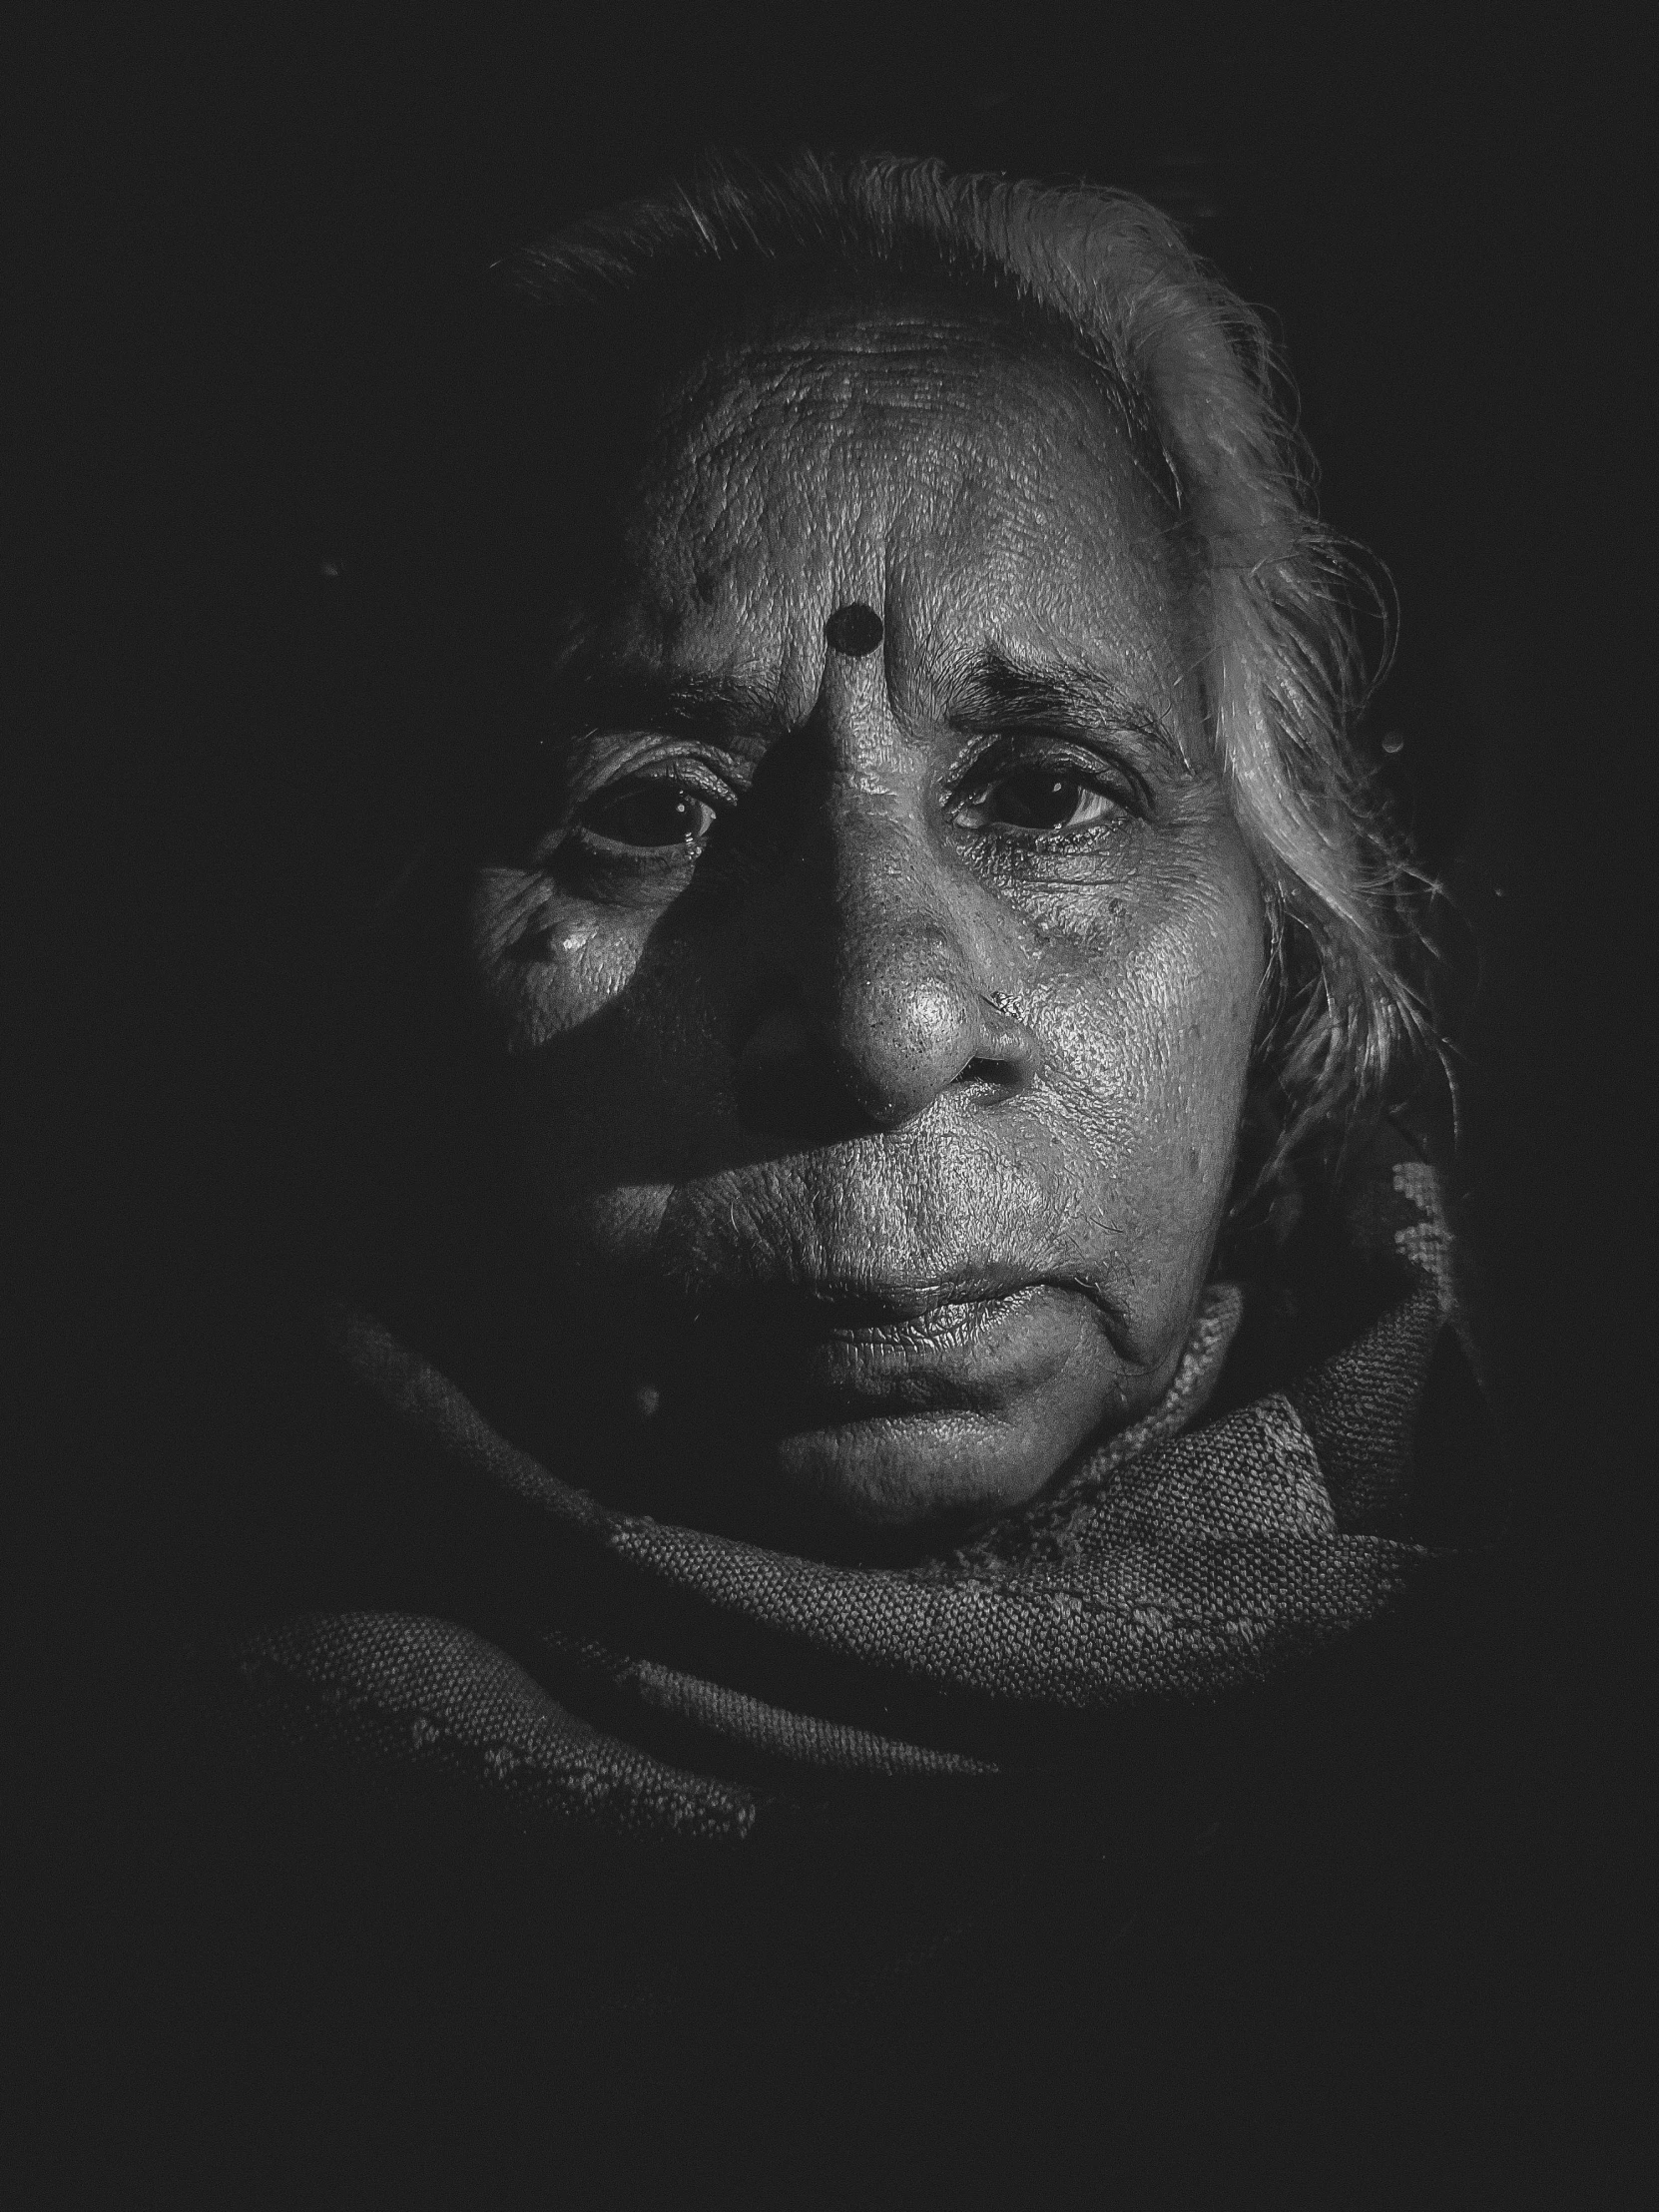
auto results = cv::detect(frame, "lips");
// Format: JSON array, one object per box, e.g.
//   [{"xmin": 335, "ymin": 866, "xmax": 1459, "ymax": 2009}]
[
  {"xmin": 640, "ymin": 1266, "xmax": 1107, "ymax": 1423},
  {"xmin": 793, "ymin": 1266, "xmax": 1046, "ymax": 1328},
  {"xmin": 781, "ymin": 1289, "xmax": 1083, "ymax": 1386},
  {"xmin": 804, "ymin": 1287, "xmax": 1052, "ymax": 1370},
  {"xmin": 737, "ymin": 1261, "xmax": 1124, "ymax": 1340},
  {"xmin": 791, "ymin": 1281, "xmax": 1098, "ymax": 1413}
]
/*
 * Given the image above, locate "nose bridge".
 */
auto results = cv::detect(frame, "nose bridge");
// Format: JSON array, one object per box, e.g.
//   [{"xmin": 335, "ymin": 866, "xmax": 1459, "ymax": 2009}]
[
  {"xmin": 736, "ymin": 700, "xmax": 1035, "ymax": 1134},
  {"xmin": 765, "ymin": 772, "xmax": 969, "ymax": 1131},
  {"xmin": 816, "ymin": 766, "xmax": 964, "ymax": 1011},
  {"xmin": 805, "ymin": 612, "xmax": 966, "ymax": 987}
]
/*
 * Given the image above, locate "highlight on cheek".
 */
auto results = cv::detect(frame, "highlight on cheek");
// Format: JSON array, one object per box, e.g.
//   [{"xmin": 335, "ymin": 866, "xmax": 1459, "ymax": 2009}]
[{"xmin": 535, "ymin": 923, "xmax": 595, "ymax": 957}]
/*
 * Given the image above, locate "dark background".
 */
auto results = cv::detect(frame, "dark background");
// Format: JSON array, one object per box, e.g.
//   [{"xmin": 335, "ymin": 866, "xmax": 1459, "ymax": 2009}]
[{"xmin": 16, "ymin": 3, "xmax": 1645, "ymax": 2159}]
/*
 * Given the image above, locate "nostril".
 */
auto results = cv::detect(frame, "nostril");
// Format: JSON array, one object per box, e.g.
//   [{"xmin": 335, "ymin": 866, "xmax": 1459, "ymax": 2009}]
[
  {"xmin": 968, "ymin": 995, "xmax": 1039, "ymax": 1091},
  {"xmin": 957, "ymin": 1055, "xmax": 1020, "ymax": 1090},
  {"xmin": 735, "ymin": 964, "xmax": 1035, "ymax": 1135}
]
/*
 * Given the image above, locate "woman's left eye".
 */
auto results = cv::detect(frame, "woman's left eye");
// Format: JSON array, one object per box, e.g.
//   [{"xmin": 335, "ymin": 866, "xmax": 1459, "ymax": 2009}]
[
  {"xmin": 577, "ymin": 780, "xmax": 720, "ymax": 849},
  {"xmin": 953, "ymin": 767, "xmax": 1123, "ymax": 834}
]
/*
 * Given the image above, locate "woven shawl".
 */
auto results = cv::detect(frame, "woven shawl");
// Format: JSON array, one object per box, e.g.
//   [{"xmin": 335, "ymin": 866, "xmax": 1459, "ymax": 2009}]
[{"xmin": 228, "ymin": 1136, "xmax": 1500, "ymax": 1857}]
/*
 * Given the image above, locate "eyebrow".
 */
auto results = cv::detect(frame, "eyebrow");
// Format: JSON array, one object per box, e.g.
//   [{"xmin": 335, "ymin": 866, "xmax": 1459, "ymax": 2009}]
[
  {"xmin": 939, "ymin": 648, "xmax": 1191, "ymax": 772},
  {"xmin": 539, "ymin": 667, "xmax": 794, "ymax": 751},
  {"xmin": 538, "ymin": 646, "xmax": 1191, "ymax": 771}
]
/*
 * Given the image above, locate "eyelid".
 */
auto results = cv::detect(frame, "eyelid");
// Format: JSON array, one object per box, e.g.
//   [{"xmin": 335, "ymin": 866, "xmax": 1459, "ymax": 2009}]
[
  {"xmin": 556, "ymin": 733, "xmax": 749, "ymax": 808},
  {"xmin": 525, "ymin": 737, "xmax": 741, "ymax": 871}
]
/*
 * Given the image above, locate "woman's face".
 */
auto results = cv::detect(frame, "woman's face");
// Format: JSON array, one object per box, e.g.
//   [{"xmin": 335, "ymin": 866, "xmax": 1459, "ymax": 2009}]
[{"xmin": 460, "ymin": 301, "xmax": 1266, "ymax": 1555}]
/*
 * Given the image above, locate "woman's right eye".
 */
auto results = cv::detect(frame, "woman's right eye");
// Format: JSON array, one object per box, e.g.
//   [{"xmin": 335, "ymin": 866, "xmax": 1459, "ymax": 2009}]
[{"xmin": 577, "ymin": 780, "xmax": 721, "ymax": 850}]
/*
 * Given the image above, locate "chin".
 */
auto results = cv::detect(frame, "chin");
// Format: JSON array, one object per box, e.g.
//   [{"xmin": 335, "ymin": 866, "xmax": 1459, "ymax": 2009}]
[
  {"xmin": 699, "ymin": 1391, "xmax": 1107, "ymax": 1563},
  {"xmin": 616, "ymin": 1274, "xmax": 1151, "ymax": 1557}
]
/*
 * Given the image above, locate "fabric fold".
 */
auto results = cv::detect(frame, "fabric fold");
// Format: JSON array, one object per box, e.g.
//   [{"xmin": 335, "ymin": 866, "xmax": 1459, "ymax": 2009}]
[{"xmin": 228, "ymin": 1133, "xmax": 1502, "ymax": 1837}]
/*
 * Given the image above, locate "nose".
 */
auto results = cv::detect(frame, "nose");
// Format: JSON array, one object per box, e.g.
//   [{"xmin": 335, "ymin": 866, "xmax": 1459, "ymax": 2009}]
[
  {"xmin": 734, "ymin": 612, "xmax": 1038, "ymax": 1141},
  {"xmin": 736, "ymin": 826, "xmax": 1038, "ymax": 1141}
]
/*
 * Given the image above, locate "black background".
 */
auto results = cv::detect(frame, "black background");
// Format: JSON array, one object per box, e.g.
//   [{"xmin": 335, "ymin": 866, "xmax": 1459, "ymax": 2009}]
[{"xmin": 16, "ymin": 3, "xmax": 1647, "ymax": 2188}]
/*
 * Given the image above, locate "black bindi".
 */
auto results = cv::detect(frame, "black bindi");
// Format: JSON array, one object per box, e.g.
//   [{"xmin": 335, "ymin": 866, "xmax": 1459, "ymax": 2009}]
[{"xmin": 825, "ymin": 603, "xmax": 883, "ymax": 657}]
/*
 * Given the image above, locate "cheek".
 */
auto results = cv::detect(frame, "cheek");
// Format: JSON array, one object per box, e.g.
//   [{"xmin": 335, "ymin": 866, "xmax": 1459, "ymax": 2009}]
[
  {"xmin": 1041, "ymin": 854, "xmax": 1264, "ymax": 1245},
  {"xmin": 464, "ymin": 870, "xmax": 728, "ymax": 1250},
  {"xmin": 465, "ymin": 866, "xmax": 648, "ymax": 1049}
]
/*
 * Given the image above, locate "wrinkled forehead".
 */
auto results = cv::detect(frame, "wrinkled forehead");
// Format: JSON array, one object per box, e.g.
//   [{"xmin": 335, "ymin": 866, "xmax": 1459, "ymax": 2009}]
[
  {"xmin": 579, "ymin": 290, "xmax": 1198, "ymax": 699},
  {"xmin": 649, "ymin": 291, "xmax": 1171, "ymax": 523}
]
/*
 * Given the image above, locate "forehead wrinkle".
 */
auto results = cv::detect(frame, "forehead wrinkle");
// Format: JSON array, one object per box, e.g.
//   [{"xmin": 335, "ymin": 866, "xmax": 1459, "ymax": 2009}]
[
  {"xmin": 645, "ymin": 399, "xmax": 1048, "ymax": 615},
  {"xmin": 664, "ymin": 302, "xmax": 1046, "ymax": 413},
  {"xmin": 645, "ymin": 305, "xmax": 1156, "ymax": 491},
  {"xmin": 602, "ymin": 317, "xmax": 1196, "ymax": 735},
  {"xmin": 627, "ymin": 291, "xmax": 1181, "ymax": 535},
  {"xmin": 653, "ymin": 318, "xmax": 1119, "ymax": 505}
]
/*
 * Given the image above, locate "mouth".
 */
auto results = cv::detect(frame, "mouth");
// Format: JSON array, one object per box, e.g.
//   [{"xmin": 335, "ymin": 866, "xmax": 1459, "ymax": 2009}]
[
  {"xmin": 654, "ymin": 1270, "xmax": 1106, "ymax": 1439},
  {"xmin": 786, "ymin": 1267, "xmax": 1069, "ymax": 1340},
  {"xmin": 766, "ymin": 1262, "xmax": 1123, "ymax": 1336},
  {"xmin": 671, "ymin": 1266, "xmax": 1126, "ymax": 1408},
  {"xmin": 582, "ymin": 1250, "xmax": 1141, "ymax": 1545}
]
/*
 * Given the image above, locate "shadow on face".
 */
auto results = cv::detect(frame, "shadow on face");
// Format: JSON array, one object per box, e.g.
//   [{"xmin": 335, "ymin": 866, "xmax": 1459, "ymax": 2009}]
[{"xmin": 426, "ymin": 294, "xmax": 1266, "ymax": 1560}]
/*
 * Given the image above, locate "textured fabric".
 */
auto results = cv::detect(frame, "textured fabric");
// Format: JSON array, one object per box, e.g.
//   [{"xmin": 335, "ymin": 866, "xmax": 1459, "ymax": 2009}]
[{"xmin": 227, "ymin": 1126, "xmax": 1503, "ymax": 1852}]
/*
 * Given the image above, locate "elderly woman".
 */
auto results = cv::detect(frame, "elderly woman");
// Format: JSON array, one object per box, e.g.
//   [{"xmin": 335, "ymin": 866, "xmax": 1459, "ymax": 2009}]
[{"xmin": 201, "ymin": 153, "xmax": 1506, "ymax": 2188}]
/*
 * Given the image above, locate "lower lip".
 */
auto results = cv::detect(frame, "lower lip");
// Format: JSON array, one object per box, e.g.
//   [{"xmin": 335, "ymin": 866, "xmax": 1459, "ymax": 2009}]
[{"xmin": 783, "ymin": 1283, "xmax": 1098, "ymax": 1410}]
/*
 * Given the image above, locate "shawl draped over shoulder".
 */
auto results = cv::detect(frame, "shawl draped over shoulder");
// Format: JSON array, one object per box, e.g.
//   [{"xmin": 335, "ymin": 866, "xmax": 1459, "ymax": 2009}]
[
  {"xmin": 84, "ymin": 1114, "xmax": 1556, "ymax": 2203},
  {"xmin": 217, "ymin": 1118, "xmax": 1505, "ymax": 1913}
]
